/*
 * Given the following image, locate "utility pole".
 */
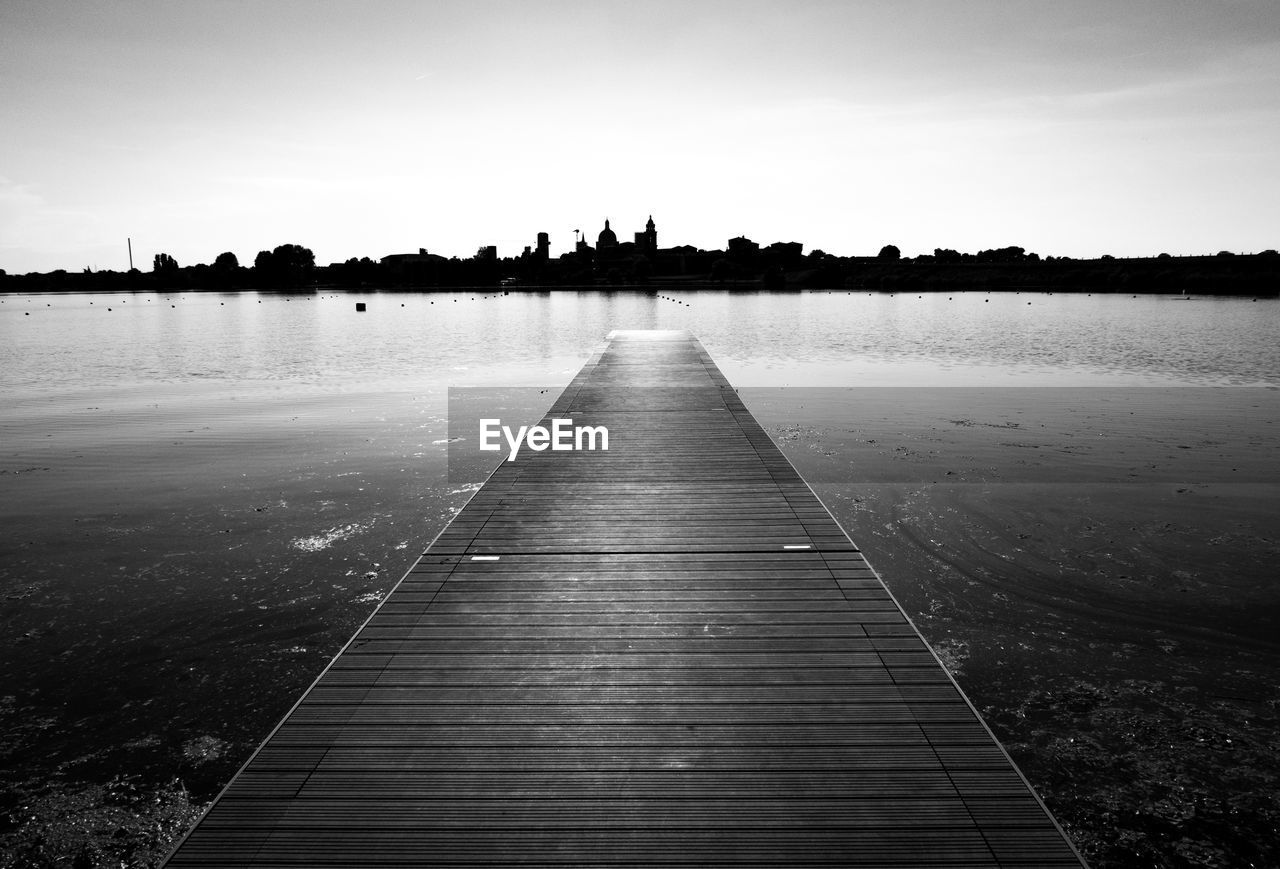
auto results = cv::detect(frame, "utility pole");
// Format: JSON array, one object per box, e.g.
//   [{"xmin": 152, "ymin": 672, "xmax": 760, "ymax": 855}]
[{"xmin": 128, "ymin": 237, "xmax": 133, "ymax": 270}]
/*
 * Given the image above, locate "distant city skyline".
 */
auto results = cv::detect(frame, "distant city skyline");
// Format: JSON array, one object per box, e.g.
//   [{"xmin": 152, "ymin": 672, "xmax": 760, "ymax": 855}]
[{"xmin": 3, "ymin": 1, "xmax": 1279, "ymax": 274}]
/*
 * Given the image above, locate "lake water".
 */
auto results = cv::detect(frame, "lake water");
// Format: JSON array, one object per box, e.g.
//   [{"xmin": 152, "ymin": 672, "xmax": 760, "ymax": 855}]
[
  {"xmin": 2, "ymin": 288, "xmax": 1279, "ymax": 866},
  {"xmin": 4, "ymin": 289, "xmax": 1278, "ymax": 397}
]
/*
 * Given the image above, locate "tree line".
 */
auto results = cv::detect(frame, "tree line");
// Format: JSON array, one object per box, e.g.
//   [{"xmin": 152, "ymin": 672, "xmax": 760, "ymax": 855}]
[
  {"xmin": 2, "ymin": 242, "xmax": 1277, "ymax": 295},
  {"xmin": 1, "ymin": 244, "xmax": 318, "ymax": 292}
]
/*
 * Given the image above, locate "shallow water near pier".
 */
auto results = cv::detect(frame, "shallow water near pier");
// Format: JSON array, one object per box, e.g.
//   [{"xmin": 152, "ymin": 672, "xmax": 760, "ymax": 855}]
[
  {"xmin": 1, "ymin": 289, "xmax": 1278, "ymax": 866},
  {"xmin": 759, "ymin": 389, "xmax": 1280, "ymax": 866}
]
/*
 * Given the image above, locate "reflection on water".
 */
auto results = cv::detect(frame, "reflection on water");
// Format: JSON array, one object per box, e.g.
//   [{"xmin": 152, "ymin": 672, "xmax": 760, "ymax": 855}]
[{"xmin": 2, "ymin": 290, "xmax": 1278, "ymax": 400}]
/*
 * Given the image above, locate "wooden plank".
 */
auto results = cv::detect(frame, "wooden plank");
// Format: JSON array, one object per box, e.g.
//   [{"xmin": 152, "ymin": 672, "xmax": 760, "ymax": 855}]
[{"xmin": 164, "ymin": 329, "xmax": 1084, "ymax": 867}]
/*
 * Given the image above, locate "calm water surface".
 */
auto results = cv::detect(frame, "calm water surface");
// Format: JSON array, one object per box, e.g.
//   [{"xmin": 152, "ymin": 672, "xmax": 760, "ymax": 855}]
[
  {"xmin": 1, "ymin": 289, "xmax": 1278, "ymax": 864},
  {"xmin": 3, "ymin": 289, "xmax": 1278, "ymax": 398}
]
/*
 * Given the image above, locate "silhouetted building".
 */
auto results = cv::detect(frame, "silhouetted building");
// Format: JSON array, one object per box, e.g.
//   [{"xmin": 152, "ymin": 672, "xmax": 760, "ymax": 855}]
[
  {"xmin": 523, "ymin": 215, "xmax": 729, "ymax": 280},
  {"xmin": 597, "ymin": 220, "xmax": 618, "ymax": 251},
  {"xmin": 589, "ymin": 216, "xmax": 661, "ymax": 261},
  {"xmin": 633, "ymin": 215, "xmax": 657, "ymax": 255},
  {"xmin": 380, "ymin": 247, "xmax": 447, "ymax": 284},
  {"xmin": 727, "ymin": 236, "xmax": 759, "ymax": 262},
  {"xmin": 764, "ymin": 241, "xmax": 803, "ymax": 262},
  {"xmin": 380, "ymin": 247, "xmax": 443, "ymax": 267}
]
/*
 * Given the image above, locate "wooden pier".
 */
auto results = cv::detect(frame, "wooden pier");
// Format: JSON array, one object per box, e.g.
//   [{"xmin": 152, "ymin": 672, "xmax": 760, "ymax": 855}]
[{"xmin": 166, "ymin": 330, "xmax": 1085, "ymax": 867}]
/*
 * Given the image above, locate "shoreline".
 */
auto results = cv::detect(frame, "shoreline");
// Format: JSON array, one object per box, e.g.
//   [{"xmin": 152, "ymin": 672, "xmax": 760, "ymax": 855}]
[{"xmin": 4, "ymin": 284, "xmax": 1279, "ymax": 297}]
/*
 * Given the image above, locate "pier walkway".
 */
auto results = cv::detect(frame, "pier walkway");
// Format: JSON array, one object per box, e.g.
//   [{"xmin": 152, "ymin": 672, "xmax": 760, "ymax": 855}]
[{"xmin": 166, "ymin": 330, "xmax": 1084, "ymax": 867}]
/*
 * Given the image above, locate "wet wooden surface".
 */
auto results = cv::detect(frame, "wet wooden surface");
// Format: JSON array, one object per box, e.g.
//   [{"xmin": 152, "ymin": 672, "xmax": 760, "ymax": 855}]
[{"xmin": 166, "ymin": 330, "xmax": 1085, "ymax": 867}]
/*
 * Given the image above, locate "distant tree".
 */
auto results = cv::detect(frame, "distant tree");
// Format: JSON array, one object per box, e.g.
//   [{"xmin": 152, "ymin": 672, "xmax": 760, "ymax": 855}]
[
  {"xmin": 933, "ymin": 248, "xmax": 962, "ymax": 264},
  {"xmin": 274, "ymin": 243, "xmax": 315, "ymax": 272},
  {"xmin": 333, "ymin": 256, "xmax": 387, "ymax": 286},
  {"xmin": 976, "ymin": 246, "xmax": 1026, "ymax": 263},
  {"xmin": 214, "ymin": 251, "xmax": 239, "ymax": 270},
  {"xmin": 877, "ymin": 244, "xmax": 900, "ymax": 261},
  {"xmin": 1157, "ymin": 252, "xmax": 1172, "ymax": 260},
  {"xmin": 150, "ymin": 253, "xmax": 181, "ymax": 287},
  {"xmin": 254, "ymin": 244, "xmax": 315, "ymax": 287},
  {"xmin": 1216, "ymin": 250, "xmax": 1236, "ymax": 257}
]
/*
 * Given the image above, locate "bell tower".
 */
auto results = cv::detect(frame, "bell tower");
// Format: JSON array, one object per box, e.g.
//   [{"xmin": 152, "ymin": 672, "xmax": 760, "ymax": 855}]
[{"xmin": 635, "ymin": 215, "xmax": 657, "ymax": 254}]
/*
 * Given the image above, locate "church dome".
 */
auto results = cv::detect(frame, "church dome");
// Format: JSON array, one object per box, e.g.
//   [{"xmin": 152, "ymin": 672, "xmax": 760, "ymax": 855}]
[{"xmin": 597, "ymin": 219, "xmax": 618, "ymax": 247}]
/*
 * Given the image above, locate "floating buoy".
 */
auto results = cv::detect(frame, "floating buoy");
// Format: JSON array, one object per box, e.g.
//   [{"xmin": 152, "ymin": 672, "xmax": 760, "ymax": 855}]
[{"xmin": 356, "ymin": 302, "xmax": 367, "ymax": 312}]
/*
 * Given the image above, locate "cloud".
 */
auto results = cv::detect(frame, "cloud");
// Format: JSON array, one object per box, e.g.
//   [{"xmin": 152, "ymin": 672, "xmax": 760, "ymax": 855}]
[
  {"xmin": 0, "ymin": 177, "xmax": 108, "ymax": 270},
  {"xmin": 0, "ymin": 176, "xmax": 44, "ymax": 221}
]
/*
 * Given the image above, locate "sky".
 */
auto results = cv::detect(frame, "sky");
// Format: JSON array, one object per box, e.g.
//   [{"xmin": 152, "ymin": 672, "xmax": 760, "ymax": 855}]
[{"xmin": 2, "ymin": 0, "xmax": 1279, "ymax": 273}]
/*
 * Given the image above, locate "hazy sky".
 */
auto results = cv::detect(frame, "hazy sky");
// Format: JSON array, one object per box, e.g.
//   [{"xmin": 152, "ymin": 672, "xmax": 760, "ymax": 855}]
[{"xmin": 3, "ymin": 0, "xmax": 1278, "ymax": 273}]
